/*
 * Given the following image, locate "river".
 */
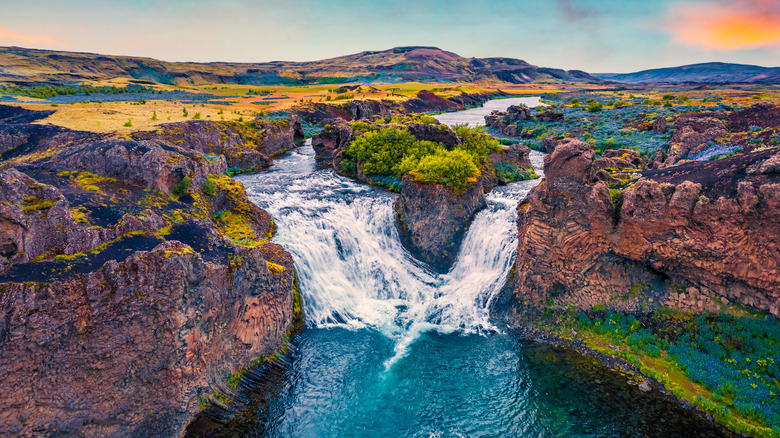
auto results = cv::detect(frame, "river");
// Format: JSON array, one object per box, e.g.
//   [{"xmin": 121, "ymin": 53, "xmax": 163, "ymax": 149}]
[{"xmin": 221, "ymin": 96, "xmax": 732, "ymax": 437}]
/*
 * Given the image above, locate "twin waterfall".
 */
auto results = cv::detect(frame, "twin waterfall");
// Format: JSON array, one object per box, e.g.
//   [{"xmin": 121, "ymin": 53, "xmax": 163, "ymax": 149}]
[{"xmin": 238, "ymin": 97, "xmax": 545, "ymax": 368}]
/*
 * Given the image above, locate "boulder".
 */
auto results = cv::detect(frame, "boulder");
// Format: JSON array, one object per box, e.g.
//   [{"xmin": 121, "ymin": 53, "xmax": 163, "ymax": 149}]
[{"xmin": 652, "ymin": 115, "xmax": 667, "ymax": 134}]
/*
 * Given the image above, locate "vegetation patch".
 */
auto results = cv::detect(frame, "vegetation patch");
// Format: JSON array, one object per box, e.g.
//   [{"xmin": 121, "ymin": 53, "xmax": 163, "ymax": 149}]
[
  {"xmin": 21, "ymin": 196, "xmax": 56, "ymax": 213},
  {"xmin": 57, "ymin": 170, "xmax": 118, "ymax": 193},
  {"xmin": 537, "ymin": 307, "xmax": 780, "ymax": 437},
  {"xmin": 342, "ymin": 122, "xmax": 500, "ymax": 190}
]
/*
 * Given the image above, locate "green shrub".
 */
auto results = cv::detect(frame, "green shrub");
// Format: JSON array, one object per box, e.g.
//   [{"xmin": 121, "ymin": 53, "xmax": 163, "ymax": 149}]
[
  {"xmin": 452, "ymin": 124, "xmax": 501, "ymax": 162},
  {"xmin": 192, "ymin": 112, "xmax": 201, "ymax": 119},
  {"xmin": 123, "ymin": 119, "xmax": 133, "ymax": 127},
  {"xmin": 587, "ymin": 102, "xmax": 603, "ymax": 113},
  {"xmin": 412, "ymin": 149, "xmax": 478, "ymax": 190},
  {"xmin": 343, "ymin": 127, "xmax": 443, "ymax": 177},
  {"xmin": 172, "ymin": 176, "xmax": 191, "ymax": 197},
  {"xmin": 203, "ymin": 178, "xmax": 217, "ymax": 196}
]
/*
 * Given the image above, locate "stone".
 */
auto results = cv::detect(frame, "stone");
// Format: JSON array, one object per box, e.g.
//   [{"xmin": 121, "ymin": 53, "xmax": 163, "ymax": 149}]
[{"xmin": 651, "ymin": 115, "xmax": 667, "ymax": 134}]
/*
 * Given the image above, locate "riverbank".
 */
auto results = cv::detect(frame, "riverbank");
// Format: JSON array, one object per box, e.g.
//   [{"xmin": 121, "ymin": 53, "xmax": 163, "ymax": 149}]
[{"xmin": 502, "ymin": 304, "xmax": 779, "ymax": 438}]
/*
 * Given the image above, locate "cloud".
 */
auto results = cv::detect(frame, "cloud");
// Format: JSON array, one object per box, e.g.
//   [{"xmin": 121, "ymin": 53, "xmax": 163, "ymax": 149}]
[
  {"xmin": 0, "ymin": 28, "xmax": 59, "ymax": 46},
  {"xmin": 555, "ymin": 0, "xmax": 597, "ymax": 22},
  {"xmin": 667, "ymin": 0, "xmax": 780, "ymax": 50}
]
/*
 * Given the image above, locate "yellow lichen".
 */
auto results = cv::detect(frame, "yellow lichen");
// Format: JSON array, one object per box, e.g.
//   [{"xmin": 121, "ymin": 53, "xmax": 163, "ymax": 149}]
[{"xmin": 266, "ymin": 261, "xmax": 286, "ymax": 274}]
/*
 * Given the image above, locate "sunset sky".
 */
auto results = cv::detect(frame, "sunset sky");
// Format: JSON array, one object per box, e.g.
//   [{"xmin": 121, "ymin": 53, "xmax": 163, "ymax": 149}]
[{"xmin": 0, "ymin": 0, "xmax": 778, "ymax": 73}]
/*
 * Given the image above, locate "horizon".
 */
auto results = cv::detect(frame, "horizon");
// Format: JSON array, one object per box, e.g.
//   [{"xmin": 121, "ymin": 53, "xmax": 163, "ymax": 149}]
[
  {"xmin": 2, "ymin": 44, "xmax": 779, "ymax": 75},
  {"xmin": 0, "ymin": 0, "xmax": 778, "ymax": 73}
]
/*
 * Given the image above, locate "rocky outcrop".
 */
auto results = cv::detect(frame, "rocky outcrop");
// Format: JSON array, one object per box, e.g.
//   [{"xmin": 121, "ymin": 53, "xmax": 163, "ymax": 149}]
[
  {"xmin": 293, "ymin": 91, "xmax": 494, "ymax": 124},
  {"xmin": 0, "ymin": 105, "xmax": 299, "ymax": 437},
  {"xmin": 485, "ymin": 104, "xmax": 533, "ymax": 137},
  {"xmin": 311, "ymin": 119, "xmax": 354, "ymax": 161},
  {"xmin": 652, "ymin": 115, "xmax": 667, "ymax": 134},
  {"xmin": 536, "ymin": 110, "xmax": 564, "ymax": 123},
  {"xmin": 511, "ymin": 140, "xmax": 780, "ymax": 317},
  {"xmin": 36, "ymin": 139, "xmax": 226, "ymax": 196},
  {"xmin": 0, "ymin": 238, "xmax": 296, "ymax": 437},
  {"xmin": 664, "ymin": 113, "xmax": 728, "ymax": 166},
  {"xmin": 0, "ymin": 168, "xmax": 166, "ymax": 273},
  {"xmin": 0, "ymin": 105, "xmax": 103, "ymax": 162},
  {"xmin": 132, "ymin": 118, "xmax": 304, "ymax": 171},
  {"xmin": 395, "ymin": 175, "xmax": 485, "ymax": 273},
  {"xmin": 406, "ymin": 122, "xmax": 461, "ymax": 149}
]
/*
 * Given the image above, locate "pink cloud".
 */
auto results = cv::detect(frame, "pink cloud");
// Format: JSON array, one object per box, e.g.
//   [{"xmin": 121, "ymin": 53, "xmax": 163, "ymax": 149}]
[
  {"xmin": 667, "ymin": 0, "xmax": 780, "ymax": 51},
  {"xmin": 0, "ymin": 28, "xmax": 59, "ymax": 46}
]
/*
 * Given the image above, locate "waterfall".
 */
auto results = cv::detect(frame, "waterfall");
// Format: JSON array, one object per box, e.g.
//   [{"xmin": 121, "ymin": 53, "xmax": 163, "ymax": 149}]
[{"xmin": 238, "ymin": 97, "xmax": 545, "ymax": 366}]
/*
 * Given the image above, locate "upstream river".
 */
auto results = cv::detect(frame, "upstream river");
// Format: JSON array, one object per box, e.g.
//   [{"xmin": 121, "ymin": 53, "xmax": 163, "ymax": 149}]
[{"xmin": 217, "ymin": 97, "xmax": 732, "ymax": 437}]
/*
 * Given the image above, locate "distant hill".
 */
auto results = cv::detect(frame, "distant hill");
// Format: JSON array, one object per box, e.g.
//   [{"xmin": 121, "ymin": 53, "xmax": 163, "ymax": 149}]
[
  {"xmin": 0, "ymin": 46, "xmax": 600, "ymax": 86},
  {"xmin": 595, "ymin": 62, "xmax": 780, "ymax": 84}
]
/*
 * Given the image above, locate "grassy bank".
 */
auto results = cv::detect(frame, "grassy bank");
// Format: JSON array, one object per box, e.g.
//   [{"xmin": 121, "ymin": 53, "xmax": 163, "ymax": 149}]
[{"xmin": 529, "ymin": 307, "xmax": 780, "ymax": 437}]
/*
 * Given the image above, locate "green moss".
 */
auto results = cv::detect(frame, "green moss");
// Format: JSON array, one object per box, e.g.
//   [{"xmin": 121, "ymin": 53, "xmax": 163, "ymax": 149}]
[
  {"xmin": 21, "ymin": 197, "xmax": 56, "ymax": 213},
  {"xmin": 57, "ymin": 171, "xmax": 117, "ymax": 193}
]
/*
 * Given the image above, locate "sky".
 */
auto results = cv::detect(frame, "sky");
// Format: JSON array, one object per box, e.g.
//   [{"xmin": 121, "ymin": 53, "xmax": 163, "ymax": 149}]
[{"xmin": 0, "ymin": 0, "xmax": 778, "ymax": 73}]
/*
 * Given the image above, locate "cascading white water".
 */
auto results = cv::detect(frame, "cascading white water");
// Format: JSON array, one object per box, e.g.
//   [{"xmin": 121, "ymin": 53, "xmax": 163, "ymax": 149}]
[{"xmin": 238, "ymin": 96, "xmax": 545, "ymax": 367}]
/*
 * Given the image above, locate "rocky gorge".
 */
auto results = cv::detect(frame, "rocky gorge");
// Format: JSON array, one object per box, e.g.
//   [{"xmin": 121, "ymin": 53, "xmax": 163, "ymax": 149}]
[{"xmin": 1, "ymin": 89, "xmax": 779, "ymax": 438}]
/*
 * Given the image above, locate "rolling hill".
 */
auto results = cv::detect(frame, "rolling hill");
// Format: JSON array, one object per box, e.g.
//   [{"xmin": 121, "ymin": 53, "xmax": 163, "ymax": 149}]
[
  {"xmin": 595, "ymin": 62, "xmax": 780, "ymax": 84},
  {"xmin": 0, "ymin": 46, "xmax": 600, "ymax": 86}
]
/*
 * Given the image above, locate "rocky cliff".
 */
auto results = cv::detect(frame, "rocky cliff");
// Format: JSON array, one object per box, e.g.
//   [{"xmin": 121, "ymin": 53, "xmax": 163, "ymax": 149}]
[
  {"xmin": 395, "ymin": 175, "xmax": 485, "ymax": 273},
  {"xmin": 0, "ymin": 239, "xmax": 295, "ymax": 437},
  {"xmin": 0, "ymin": 105, "xmax": 302, "ymax": 437},
  {"xmin": 511, "ymin": 139, "xmax": 780, "ymax": 317}
]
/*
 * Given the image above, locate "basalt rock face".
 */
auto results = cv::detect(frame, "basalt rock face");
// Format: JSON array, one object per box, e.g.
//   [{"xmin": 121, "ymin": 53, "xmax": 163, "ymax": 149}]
[
  {"xmin": 511, "ymin": 139, "xmax": 780, "ymax": 318},
  {"xmin": 0, "ymin": 239, "xmax": 296, "ymax": 437},
  {"xmin": 132, "ymin": 118, "xmax": 304, "ymax": 171},
  {"xmin": 395, "ymin": 175, "xmax": 485, "ymax": 273}
]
